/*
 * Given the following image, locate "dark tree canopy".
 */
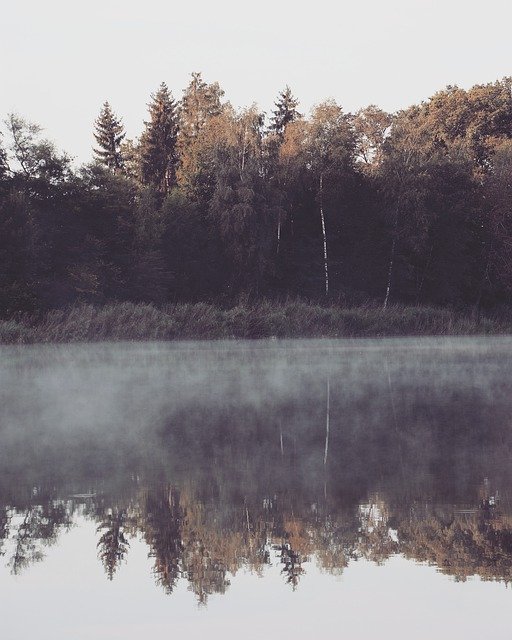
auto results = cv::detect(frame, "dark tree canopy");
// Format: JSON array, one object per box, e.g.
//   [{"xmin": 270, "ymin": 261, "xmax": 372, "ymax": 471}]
[{"xmin": 1, "ymin": 74, "xmax": 512, "ymax": 314}]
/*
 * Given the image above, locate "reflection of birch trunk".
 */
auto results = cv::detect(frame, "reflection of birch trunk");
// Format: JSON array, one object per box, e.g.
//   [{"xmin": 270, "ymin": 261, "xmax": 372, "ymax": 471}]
[
  {"xmin": 277, "ymin": 211, "xmax": 281, "ymax": 255},
  {"xmin": 245, "ymin": 505, "xmax": 253, "ymax": 552},
  {"xmin": 385, "ymin": 361, "xmax": 405, "ymax": 481},
  {"xmin": 323, "ymin": 378, "xmax": 330, "ymax": 466},
  {"xmin": 386, "ymin": 365, "xmax": 398, "ymax": 429},
  {"xmin": 320, "ymin": 173, "xmax": 329, "ymax": 296},
  {"xmin": 279, "ymin": 420, "xmax": 284, "ymax": 456}
]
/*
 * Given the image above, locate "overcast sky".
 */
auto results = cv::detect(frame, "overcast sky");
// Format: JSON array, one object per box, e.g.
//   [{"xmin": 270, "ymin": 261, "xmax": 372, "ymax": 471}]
[{"xmin": 2, "ymin": 0, "xmax": 511, "ymax": 163}]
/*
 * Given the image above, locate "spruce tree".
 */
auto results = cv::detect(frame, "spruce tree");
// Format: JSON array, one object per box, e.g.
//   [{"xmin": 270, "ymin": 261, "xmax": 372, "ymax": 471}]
[
  {"xmin": 269, "ymin": 86, "xmax": 301, "ymax": 138},
  {"xmin": 139, "ymin": 83, "xmax": 179, "ymax": 193},
  {"xmin": 93, "ymin": 102, "xmax": 125, "ymax": 172}
]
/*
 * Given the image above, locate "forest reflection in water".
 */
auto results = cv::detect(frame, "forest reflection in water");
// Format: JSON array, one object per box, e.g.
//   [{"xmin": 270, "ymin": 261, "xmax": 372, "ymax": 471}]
[{"xmin": 1, "ymin": 338, "xmax": 512, "ymax": 606}]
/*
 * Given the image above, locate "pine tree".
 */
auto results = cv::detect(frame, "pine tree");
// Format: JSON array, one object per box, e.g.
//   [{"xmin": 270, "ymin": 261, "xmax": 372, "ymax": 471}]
[
  {"xmin": 93, "ymin": 102, "xmax": 125, "ymax": 172},
  {"xmin": 269, "ymin": 86, "xmax": 301, "ymax": 138},
  {"xmin": 139, "ymin": 83, "xmax": 179, "ymax": 193}
]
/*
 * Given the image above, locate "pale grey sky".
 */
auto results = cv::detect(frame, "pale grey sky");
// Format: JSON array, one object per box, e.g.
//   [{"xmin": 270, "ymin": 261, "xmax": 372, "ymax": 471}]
[{"xmin": 1, "ymin": 0, "xmax": 511, "ymax": 163}]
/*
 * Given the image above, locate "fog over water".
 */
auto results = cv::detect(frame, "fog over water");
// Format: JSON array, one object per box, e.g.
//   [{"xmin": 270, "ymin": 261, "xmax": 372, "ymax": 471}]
[{"xmin": 1, "ymin": 338, "xmax": 512, "ymax": 638}]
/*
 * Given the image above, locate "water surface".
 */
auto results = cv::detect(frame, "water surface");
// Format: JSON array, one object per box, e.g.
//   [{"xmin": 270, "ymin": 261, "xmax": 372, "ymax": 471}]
[{"xmin": 1, "ymin": 338, "xmax": 512, "ymax": 639}]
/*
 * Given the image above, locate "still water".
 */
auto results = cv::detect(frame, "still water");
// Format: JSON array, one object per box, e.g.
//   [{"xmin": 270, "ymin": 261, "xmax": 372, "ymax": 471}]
[{"xmin": 1, "ymin": 338, "xmax": 512, "ymax": 639}]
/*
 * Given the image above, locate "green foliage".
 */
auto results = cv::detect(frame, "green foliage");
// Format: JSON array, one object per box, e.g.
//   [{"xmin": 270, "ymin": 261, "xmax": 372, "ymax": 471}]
[
  {"xmin": 139, "ymin": 83, "xmax": 179, "ymax": 193},
  {"xmin": 390, "ymin": 79, "xmax": 512, "ymax": 171},
  {"xmin": 179, "ymin": 72, "xmax": 224, "ymax": 141},
  {"xmin": 0, "ymin": 190, "xmax": 39, "ymax": 312},
  {"xmin": 4, "ymin": 114, "xmax": 71, "ymax": 182},
  {"xmin": 0, "ymin": 135, "xmax": 7, "ymax": 179},
  {"xmin": 353, "ymin": 105, "xmax": 392, "ymax": 167},
  {"xmin": 2, "ymin": 75, "xmax": 512, "ymax": 322},
  {"xmin": 96, "ymin": 511, "xmax": 130, "ymax": 580},
  {"xmin": 269, "ymin": 85, "xmax": 301, "ymax": 138},
  {"xmin": 208, "ymin": 147, "xmax": 276, "ymax": 295},
  {"xmin": 93, "ymin": 102, "xmax": 125, "ymax": 172}
]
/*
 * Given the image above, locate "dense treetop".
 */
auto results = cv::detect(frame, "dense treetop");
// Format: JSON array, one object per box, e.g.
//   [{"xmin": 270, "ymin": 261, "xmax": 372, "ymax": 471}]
[{"xmin": 1, "ymin": 73, "xmax": 512, "ymax": 315}]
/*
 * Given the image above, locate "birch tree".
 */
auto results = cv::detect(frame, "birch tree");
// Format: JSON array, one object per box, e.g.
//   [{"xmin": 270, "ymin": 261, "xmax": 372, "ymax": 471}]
[
  {"xmin": 380, "ymin": 113, "xmax": 476, "ymax": 308},
  {"xmin": 475, "ymin": 140, "xmax": 512, "ymax": 313},
  {"xmin": 305, "ymin": 101, "xmax": 355, "ymax": 296},
  {"xmin": 353, "ymin": 105, "xmax": 392, "ymax": 168},
  {"xmin": 379, "ymin": 112, "xmax": 437, "ymax": 308}
]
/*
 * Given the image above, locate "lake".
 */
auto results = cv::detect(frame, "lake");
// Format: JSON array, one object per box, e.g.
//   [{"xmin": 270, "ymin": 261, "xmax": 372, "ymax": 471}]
[{"xmin": 1, "ymin": 338, "xmax": 512, "ymax": 639}]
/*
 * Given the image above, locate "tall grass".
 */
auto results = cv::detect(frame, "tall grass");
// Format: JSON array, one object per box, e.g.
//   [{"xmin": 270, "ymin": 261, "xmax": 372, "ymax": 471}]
[{"xmin": 0, "ymin": 300, "xmax": 509, "ymax": 344}]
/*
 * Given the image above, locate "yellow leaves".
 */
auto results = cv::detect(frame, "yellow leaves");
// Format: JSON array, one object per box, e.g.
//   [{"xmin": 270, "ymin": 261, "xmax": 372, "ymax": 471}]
[
  {"xmin": 279, "ymin": 119, "xmax": 307, "ymax": 163},
  {"xmin": 283, "ymin": 517, "xmax": 313, "ymax": 558}
]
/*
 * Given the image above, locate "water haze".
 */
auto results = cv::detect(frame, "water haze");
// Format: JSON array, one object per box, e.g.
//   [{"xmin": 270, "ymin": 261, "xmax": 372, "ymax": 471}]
[{"xmin": 1, "ymin": 337, "xmax": 512, "ymax": 638}]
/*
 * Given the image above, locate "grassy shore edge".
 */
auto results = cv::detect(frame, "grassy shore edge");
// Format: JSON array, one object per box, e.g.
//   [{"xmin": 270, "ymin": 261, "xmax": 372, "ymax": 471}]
[{"xmin": 0, "ymin": 301, "xmax": 510, "ymax": 344}]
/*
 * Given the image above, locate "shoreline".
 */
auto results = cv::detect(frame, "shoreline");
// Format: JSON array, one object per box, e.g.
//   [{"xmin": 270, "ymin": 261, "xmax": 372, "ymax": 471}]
[{"xmin": 1, "ymin": 301, "xmax": 509, "ymax": 344}]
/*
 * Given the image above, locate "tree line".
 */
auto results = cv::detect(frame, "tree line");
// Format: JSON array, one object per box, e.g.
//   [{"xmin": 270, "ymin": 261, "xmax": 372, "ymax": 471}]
[{"xmin": 1, "ymin": 73, "xmax": 512, "ymax": 314}]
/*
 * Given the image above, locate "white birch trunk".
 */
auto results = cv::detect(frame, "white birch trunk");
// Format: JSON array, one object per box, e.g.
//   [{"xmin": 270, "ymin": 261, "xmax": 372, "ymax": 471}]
[
  {"xmin": 384, "ymin": 197, "xmax": 402, "ymax": 309},
  {"xmin": 383, "ymin": 235, "xmax": 396, "ymax": 310},
  {"xmin": 320, "ymin": 173, "xmax": 329, "ymax": 296},
  {"xmin": 277, "ymin": 211, "xmax": 281, "ymax": 255}
]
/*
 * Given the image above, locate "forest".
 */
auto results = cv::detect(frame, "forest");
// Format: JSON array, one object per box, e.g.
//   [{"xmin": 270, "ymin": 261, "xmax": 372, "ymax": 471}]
[{"xmin": 1, "ymin": 74, "xmax": 512, "ymax": 322}]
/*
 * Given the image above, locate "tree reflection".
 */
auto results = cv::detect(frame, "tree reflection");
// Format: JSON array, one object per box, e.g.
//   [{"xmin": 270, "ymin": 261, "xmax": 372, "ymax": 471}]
[
  {"xmin": 0, "ymin": 507, "xmax": 9, "ymax": 558},
  {"xmin": 97, "ymin": 509, "xmax": 130, "ymax": 580},
  {"xmin": 2, "ymin": 479, "xmax": 512, "ymax": 598},
  {"xmin": 2, "ymin": 345, "xmax": 512, "ymax": 599},
  {"xmin": 399, "ymin": 496, "xmax": 512, "ymax": 583},
  {"xmin": 142, "ymin": 486, "xmax": 183, "ymax": 593},
  {"xmin": 7, "ymin": 499, "xmax": 73, "ymax": 575}
]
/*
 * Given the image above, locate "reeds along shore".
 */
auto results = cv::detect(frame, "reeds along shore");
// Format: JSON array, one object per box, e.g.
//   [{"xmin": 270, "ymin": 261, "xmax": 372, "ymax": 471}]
[{"xmin": 0, "ymin": 301, "xmax": 508, "ymax": 344}]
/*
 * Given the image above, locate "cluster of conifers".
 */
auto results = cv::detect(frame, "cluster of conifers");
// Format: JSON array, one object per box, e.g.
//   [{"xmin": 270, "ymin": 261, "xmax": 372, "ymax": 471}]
[{"xmin": 1, "ymin": 74, "xmax": 512, "ymax": 315}]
